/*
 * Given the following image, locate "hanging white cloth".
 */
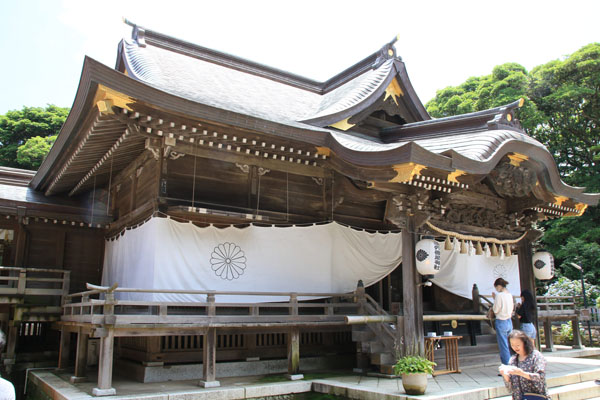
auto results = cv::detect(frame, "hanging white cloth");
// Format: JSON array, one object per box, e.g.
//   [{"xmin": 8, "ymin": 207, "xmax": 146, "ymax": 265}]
[
  {"xmin": 431, "ymin": 242, "xmax": 521, "ymax": 299},
  {"xmin": 102, "ymin": 217, "xmax": 403, "ymax": 302}
]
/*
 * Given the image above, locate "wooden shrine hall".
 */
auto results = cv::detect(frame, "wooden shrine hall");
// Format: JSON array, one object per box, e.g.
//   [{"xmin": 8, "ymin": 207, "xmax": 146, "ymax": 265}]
[{"xmin": 0, "ymin": 21, "xmax": 598, "ymax": 396}]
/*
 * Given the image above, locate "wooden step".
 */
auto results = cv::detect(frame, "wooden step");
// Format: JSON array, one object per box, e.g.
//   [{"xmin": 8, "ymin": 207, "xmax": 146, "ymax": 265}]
[
  {"xmin": 370, "ymin": 352, "xmax": 395, "ymax": 365},
  {"xmin": 379, "ymin": 364, "xmax": 395, "ymax": 375},
  {"xmin": 351, "ymin": 329, "xmax": 375, "ymax": 342},
  {"xmin": 366, "ymin": 341, "xmax": 387, "ymax": 353}
]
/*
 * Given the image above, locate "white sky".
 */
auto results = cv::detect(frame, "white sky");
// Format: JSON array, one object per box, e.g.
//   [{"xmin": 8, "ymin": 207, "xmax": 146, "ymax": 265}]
[{"xmin": 0, "ymin": 0, "xmax": 599, "ymax": 115}]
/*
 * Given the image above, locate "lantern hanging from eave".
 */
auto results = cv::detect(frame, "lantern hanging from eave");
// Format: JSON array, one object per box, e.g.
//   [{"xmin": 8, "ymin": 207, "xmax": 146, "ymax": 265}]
[
  {"xmin": 532, "ymin": 251, "xmax": 554, "ymax": 280},
  {"xmin": 415, "ymin": 237, "xmax": 441, "ymax": 275}
]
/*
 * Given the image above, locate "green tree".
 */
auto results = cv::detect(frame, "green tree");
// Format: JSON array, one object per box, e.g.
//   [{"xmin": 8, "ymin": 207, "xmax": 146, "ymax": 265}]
[
  {"xmin": 529, "ymin": 44, "xmax": 600, "ymax": 284},
  {"xmin": 425, "ymin": 62, "xmax": 541, "ymax": 132},
  {"xmin": 16, "ymin": 135, "xmax": 57, "ymax": 170},
  {"xmin": 426, "ymin": 43, "xmax": 600, "ymax": 285},
  {"xmin": 0, "ymin": 105, "xmax": 68, "ymax": 169},
  {"xmin": 529, "ymin": 43, "xmax": 600, "ymax": 189}
]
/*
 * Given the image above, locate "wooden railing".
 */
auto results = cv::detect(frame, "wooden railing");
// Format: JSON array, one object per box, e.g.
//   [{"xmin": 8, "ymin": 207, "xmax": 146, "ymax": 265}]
[
  {"xmin": 536, "ymin": 295, "xmax": 582, "ymax": 315},
  {"xmin": 0, "ymin": 266, "xmax": 70, "ymax": 301},
  {"xmin": 62, "ymin": 284, "xmax": 360, "ymax": 326},
  {"xmin": 362, "ymin": 293, "xmax": 396, "ymax": 348}
]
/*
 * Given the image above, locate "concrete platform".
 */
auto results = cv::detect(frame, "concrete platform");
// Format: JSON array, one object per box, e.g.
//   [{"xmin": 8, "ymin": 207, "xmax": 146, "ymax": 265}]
[{"xmin": 27, "ymin": 347, "xmax": 600, "ymax": 400}]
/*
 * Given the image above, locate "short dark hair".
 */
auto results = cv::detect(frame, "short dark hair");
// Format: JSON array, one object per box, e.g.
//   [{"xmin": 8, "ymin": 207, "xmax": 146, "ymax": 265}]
[
  {"xmin": 508, "ymin": 329, "xmax": 534, "ymax": 355},
  {"xmin": 494, "ymin": 278, "xmax": 509, "ymax": 287}
]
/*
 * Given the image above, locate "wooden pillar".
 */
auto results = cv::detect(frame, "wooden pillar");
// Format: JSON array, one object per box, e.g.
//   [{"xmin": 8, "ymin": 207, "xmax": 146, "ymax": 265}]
[
  {"xmin": 199, "ymin": 327, "xmax": 220, "ymax": 387},
  {"xmin": 70, "ymin": 328, "xmax": 89, "ymax": 383},
  {"xmin": 92, "ymin": 328, "xmax": 116, "ymax": 396},
  {"xmin": 401, "ymin": 216, "xmax": 424, "ymax": 356},
  {"xmin": 353, "ymin": 281, "xmax": 370, "ymax": 373},
  {"xmin": 571, "ymin": 316, "xmax": 583, "ymax": 349},
  {"xmin": 4, "ymin": 324, "xmax": 18, "ymax": 372},
  {"xmin": 387, "ymin": 275, "xmax": 393, "ymax": 313},
  {"xmin": 472, "ymin": 284, "xmax": 480, "ymax": 313},
  {"xmin": 543, "ymin": 318, "xmax": 554, "ymax": 352},
  {"xmin": 517, "ymin": 240, "xmax": 540, "ymax": 348},
  {"xmin": 285, "ymin": 293, "xmax": 302, "ymax": 379},
  {"xmin": 13, "ymin": 221, "xmax": 27, "ymax": 268},
  {"xmin": 57, "ymin": 328, "xmax": 71, "ymax": 370},
  {"xmin": 287, "ymin": 328, "xmax": 302, "ymax": 379}
]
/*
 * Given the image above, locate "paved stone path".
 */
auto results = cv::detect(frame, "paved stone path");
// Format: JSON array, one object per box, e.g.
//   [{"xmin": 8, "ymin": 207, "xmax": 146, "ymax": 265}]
[{"xmin": 28, "ymin": 348, "xmax": 600, "ymax": 400}]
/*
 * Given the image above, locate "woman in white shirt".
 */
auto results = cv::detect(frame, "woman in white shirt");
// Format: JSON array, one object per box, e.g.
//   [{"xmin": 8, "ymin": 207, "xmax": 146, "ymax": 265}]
[{"xmin": 492, "ymin": 277, "xmax": 514, "ymax": 365}]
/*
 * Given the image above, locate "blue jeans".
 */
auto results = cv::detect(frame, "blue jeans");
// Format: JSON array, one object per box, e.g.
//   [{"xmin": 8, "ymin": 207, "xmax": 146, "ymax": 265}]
[
  {"xmin": 521, "ymin": 322, "xmax": 537, "ymax": 339},
  {"xmin": 495, "ymin": 318, "xmax": 513, "ymax": 364}
]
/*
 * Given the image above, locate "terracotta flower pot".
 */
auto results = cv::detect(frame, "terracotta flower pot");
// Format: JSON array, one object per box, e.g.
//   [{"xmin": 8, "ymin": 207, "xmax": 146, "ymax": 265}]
[{"xmin": 401, "ymin": 372, "xmax": 428, "ymax": 395}]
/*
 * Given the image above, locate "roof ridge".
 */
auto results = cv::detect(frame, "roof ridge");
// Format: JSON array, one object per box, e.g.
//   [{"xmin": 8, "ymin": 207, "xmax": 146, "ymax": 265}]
[{"xmin": 123, "ymin": 20, "xmax": 396, "ymax": 94}]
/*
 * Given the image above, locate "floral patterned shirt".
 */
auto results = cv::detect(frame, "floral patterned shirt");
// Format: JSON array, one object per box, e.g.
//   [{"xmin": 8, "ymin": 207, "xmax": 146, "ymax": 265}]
[{"xmin": 504, "ymin": 350, "xmax": 547, "ymax": 400}]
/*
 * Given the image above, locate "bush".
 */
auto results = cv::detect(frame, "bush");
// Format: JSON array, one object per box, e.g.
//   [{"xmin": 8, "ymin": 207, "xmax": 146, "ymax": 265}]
[{"xmin": 393, "ymin": 355, "xmax": 436, "ymax": 375}]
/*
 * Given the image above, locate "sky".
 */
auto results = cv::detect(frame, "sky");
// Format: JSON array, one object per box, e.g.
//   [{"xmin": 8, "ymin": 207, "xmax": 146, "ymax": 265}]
[{"xmin": 0, "ymin": 0, "xmax": 599, "ymax": 115}]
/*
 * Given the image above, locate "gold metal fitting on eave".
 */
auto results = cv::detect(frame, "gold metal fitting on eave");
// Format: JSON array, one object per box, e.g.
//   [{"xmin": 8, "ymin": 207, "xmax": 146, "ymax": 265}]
[
  {"xmin": 330, "ymin": 118, "xmax": 355, "ymax": 131},
  {"xmin": 93, "ymin": 84, "xmax": 134, "ymax": 113},
  {"xmin": 508, "ymin": 153, "xmax": 529, "ymax": 167},
  {"xmin": 390, "ymin": 163, "xmax": 425, "ymax": 183},
  {"xmin": 446, "ymin": 169, "xmax": 466, "ymax": 183},
  {"xmin": 384, "ymin": 78, "xmax": 404, "ymax": 106}
]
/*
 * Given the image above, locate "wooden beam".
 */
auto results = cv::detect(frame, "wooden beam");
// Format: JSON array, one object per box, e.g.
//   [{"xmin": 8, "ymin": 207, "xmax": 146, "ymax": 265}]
[
  {"xmin": 139, "ymin": 129, "xmax": 327, "ymax": 179},
  {"xmin": 199, "ymin": 327, "xmax": 220, "ymax": 387}
]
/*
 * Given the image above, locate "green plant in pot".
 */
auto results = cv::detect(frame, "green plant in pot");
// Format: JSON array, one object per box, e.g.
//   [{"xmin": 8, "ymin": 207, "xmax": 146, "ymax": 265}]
[{"xmin": 393, "ymin": 355, "xmax": 436, "ymax": 395}]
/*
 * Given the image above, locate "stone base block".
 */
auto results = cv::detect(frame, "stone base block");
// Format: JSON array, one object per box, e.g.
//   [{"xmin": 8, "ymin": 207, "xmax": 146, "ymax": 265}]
[
  {"xmin": 70, "ymin": 376, "xmax": 87, "ymax": 383},
  {"xmin": 92, "ymin": 387, "xmax": 116, "ymax": 396},
  {"xmin": 286, "ymin": 374, "xmax": 304, "ymax": 381},
  {"xmin": 199, "ymin": 380, "xmax": 220, "ymax": 388}
]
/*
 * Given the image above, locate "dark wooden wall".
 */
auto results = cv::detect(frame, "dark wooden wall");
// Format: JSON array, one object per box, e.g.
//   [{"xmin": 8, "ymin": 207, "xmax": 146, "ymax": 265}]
[{"xmin": 1, "ymin": 220, "xmax": 105, "ymax": 294}]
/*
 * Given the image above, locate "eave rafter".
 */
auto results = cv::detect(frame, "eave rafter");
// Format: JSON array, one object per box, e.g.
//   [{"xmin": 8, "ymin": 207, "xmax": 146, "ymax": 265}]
[{"xmin": 110, "ymin": 107, "xmax": 329, "ymax": 169}]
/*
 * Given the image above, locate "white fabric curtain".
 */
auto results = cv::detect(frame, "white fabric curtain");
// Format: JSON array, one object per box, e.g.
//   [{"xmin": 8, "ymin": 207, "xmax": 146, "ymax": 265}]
[
  {"xmin": 431, "ymin": 244, "xmax": 521, "ymax": 299},
  {"xmin": 102, "ymin": 217, "xmax": 403, "ymax": 302}
]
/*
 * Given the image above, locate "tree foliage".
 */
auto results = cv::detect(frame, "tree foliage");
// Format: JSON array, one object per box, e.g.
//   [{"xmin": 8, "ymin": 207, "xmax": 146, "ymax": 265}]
[
  {"xmin": 426, "ymin": 43, "xmax": 600, "ymax": 285},
  {"xmin": 0, "ymin": 105, "xmax": 68, "ymax": 170},
  {"xmin": 16, "ymin": 135, "xmax": 57, "ymax": 170},
  {"xmin": 426, "ymin": 62, "xmax": 541, "ymax": 132},
  {"xmin": 529, "ymin": 43, "xmax": 600, "ymax": 189},
  {"xmin": 543, "ymin": 276, "xmax": 599, "ymax": 306}
]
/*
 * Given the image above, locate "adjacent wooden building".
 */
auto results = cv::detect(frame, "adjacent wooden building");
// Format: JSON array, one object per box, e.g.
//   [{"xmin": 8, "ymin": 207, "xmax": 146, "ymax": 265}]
[{"xmin": 1, "ymin": 22, "xmax": 598, "ymax": 396}]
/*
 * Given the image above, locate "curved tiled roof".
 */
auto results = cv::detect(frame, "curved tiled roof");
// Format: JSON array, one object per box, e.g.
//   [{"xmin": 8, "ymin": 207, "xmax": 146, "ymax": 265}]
[
  {"xmin": 120, "ymin": 27, "xmax": 428, "ymax": 130},
  {"xmin": 122, "ymin": 40, "xmax": 322, "ymax": 127},
  {"xmin": 309, "ymin": 60, "xmax": 394, "ymax": 119},
  {"xmin": 30, "ymin": 28, "xmax": 598, "ymax": 206}
]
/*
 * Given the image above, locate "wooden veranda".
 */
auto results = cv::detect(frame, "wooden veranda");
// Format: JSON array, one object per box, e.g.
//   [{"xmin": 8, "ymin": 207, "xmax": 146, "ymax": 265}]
[{"xmin": 57, "ymin": 284, "xmax": 363, "ymax": 395}]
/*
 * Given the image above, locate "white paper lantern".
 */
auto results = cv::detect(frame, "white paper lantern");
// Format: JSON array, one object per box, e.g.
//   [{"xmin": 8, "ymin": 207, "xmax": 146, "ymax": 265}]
[
  {"xmin": 532, "ymin": 251, "xmax": 554, "ymax": 280},
  {"xmin": 415, "ymin": 237, "xmax": 441, "ymax": 275}
]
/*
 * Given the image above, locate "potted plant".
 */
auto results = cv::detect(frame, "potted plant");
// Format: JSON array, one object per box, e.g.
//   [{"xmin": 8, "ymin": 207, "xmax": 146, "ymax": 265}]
[{"xmin": 393, "ymin": 355, "xmax": 436, "ymax": 395}]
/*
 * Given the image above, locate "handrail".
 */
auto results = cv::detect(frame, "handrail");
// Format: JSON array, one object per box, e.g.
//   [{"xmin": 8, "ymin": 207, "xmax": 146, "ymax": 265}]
[
  {"xmin": 364, "ymin": 294, "xmax": 389, "ymax": 316},
  {"xmin": 0, "ymin": 266, "xmax": 69, "ymax": 274},
  {"xmin": 65, "ymin": 283, "xmax": 355, "ymax": 300}
]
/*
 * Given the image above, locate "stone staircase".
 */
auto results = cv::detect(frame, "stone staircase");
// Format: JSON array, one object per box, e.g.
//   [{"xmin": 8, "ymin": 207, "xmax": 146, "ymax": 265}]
[{"xmin": 490, "ymin": 373, "xmax": 600, "ymax": 399}]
